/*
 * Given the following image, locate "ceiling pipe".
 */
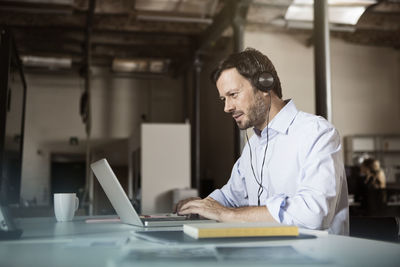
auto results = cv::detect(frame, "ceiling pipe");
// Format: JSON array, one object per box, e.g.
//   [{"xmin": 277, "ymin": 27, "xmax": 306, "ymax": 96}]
[{"xmin": 137, "ymin": 14, "xmax": 213, "ymax": 24}]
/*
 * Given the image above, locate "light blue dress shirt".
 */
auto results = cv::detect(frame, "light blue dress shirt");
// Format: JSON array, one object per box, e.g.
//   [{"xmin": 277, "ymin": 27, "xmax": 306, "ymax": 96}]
[{"xmin": 209, "ymin": 100, "xmax": 349, "ymax": 235}]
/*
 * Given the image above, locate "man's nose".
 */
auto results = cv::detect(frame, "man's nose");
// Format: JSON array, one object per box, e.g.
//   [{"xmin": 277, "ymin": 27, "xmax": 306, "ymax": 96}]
[{"xmin": 224, "ymin": 99, "xmax": 234, "ymax": 113}]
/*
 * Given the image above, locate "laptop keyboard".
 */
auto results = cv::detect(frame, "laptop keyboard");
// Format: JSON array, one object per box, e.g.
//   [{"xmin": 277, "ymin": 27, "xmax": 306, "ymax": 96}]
[
  {"xmin": 141, "ymin": 214, "xmax": 201, "ymax": 222},
  {"xmin": 142, "ymin": 217, "xmax": 187, "ymax": 222}
]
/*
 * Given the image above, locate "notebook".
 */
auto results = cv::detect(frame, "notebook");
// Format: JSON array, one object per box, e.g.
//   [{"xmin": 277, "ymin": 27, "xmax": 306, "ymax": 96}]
[
  {"xmin": 90, "ymin": 158, "xmax": 213, "ymax": 227},
  {"xmin": 183, "ymin": 222, "xmax": 299, "ymax": 239}
]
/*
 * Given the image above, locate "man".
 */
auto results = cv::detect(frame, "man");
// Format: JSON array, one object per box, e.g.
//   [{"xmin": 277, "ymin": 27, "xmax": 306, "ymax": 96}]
[{"xmin": 177, "ymin": 48, "xmax": 349, "ymax": 235}]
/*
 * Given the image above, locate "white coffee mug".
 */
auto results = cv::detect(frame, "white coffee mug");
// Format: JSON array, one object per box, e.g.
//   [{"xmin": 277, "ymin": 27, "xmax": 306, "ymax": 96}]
[{"xmin": 54, "ymin": 193, "xmax": 79, "ymax": 222}]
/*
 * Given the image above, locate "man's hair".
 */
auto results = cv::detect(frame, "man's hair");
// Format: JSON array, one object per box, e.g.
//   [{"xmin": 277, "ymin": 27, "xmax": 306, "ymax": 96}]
[
  {"xmin": 361, "ymin": 158, "xmax": 379, "ymax": 175},
  {"xmin": 211, "ymin": 48, "xmax": 282, "ymax": 98}
]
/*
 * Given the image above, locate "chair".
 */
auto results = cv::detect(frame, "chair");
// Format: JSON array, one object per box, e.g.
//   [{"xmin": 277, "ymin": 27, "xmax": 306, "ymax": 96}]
[{"xmin": 350, "ymin": 216, "xmax": 400, "ymax": 242}]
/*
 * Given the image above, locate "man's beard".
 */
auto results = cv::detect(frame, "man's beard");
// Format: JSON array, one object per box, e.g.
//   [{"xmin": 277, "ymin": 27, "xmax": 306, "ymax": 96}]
[{"xmin": 236, "ymin": 93, "xmax": 268, "ymax": 130}]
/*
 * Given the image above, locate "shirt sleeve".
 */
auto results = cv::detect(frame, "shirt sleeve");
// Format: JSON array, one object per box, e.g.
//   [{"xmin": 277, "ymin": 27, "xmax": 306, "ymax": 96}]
[
  {"xmin": 265, "ymin": 124, "xmax": 343, "ymax": 230},
  {"xmin": 208, "ymin": 158, "xmax": 249, "ymax": 208}
]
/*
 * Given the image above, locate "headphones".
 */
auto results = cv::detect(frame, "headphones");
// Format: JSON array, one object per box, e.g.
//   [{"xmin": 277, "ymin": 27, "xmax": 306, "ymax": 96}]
[
  {"xmin": 253, "ymin": 71, "xmax": 274, "ymax": 92},
  {"xmin": 249, "ymin": 52, "xmax": 275, "ymax": 92}
]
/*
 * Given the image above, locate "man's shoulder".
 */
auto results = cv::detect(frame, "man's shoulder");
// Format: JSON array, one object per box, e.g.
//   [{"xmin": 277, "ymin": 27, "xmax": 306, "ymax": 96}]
[
  {"xmin": 291, "ymin": 110, "xmax": 335, "ymax": 134},
  {"xmin": 291, "ymin": 111, "xmax": 342, "ymax": 154}
]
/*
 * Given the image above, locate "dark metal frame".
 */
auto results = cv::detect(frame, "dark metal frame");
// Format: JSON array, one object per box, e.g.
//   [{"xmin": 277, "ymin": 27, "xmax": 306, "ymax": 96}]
[
  {"xmin": 0, "ymin": 27, "xmax": 27, "ymax": 204},
  {"xmin": 0, "ymin": 26, "xmax": 26, "ymax": 240}
]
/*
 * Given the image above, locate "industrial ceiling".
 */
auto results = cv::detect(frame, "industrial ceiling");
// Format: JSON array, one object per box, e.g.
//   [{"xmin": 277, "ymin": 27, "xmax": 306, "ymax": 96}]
[{"xmin": 0, "ymin": 0, "xmax": 399, "ymax": 75}]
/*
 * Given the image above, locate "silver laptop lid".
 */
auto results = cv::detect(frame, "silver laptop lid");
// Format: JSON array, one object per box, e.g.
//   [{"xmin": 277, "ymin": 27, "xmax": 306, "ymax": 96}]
[{"xmin": 90, "ymin": 158, "xmax": 143, "ymax": 227}]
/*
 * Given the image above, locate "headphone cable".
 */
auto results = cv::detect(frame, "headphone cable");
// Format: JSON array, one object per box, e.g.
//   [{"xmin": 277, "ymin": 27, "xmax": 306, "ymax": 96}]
[{"xmin": 246, "ymin": 94, "xmax": 272, "ymax": 206}]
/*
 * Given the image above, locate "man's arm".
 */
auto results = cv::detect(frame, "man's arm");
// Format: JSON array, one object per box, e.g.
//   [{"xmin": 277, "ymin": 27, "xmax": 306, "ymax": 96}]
[
  {"xmin": 266, "ymin": 125, "xmax": 345, "ymax": 230},
  {"xmin": 178, "ymin": 197, "xmax": 277, "ymax": 223}
]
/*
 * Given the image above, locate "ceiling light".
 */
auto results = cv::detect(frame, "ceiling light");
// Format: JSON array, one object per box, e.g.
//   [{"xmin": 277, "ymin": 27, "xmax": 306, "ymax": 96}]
[
  {"xmin": 149, "ymin": 60, "xmax": 166, "ymax": 73},
  {"xmin": 135, "ymin": 0, "xmax": 219, "ymax": 17},
  {"xmin": 112, "ymin": 58, "xmax": 169, "ymax": 73},
  {"xmin": 21, "ymin": 56, "xmax": 72, "ymax": 69},
  {"xmin": 112, "ymin": 59, "xmax": 148, "ymax": 72},
  {"xmin": 285, "ymin": 0, "xmax": 378, "ymax": 26}
]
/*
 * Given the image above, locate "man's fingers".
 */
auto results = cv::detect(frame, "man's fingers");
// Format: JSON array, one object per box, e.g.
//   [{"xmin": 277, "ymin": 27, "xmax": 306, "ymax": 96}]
[
  {"xmin": 180, "ymin": 199, "xmax": 203, "ymax": 212},
  {"xmin": 178, "ymin": 205, "xmax": 200, "ymax": 215},
  {"xmin": 175, "ymin": 197, "xmax": 201, "ymax": 215},
  {"xmin": 179, "ymin": 199, "xmax": 205, "ymax": 215}
]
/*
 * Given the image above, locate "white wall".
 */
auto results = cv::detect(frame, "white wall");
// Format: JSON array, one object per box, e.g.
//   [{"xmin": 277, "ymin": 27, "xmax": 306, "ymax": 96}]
[
  {"xmin": 21, "ymin": 74, "xmax": 85, "ymax": 204},
  {"xmin": 330, "ymin": 40, "xmax": 400, "ymax": 137},
  {"xmin": 90, "ymin": 71, "xmax": 184, "ymax": 138},
  {"xmin": 245, "ymin": 31, "xmax": 400, "ymax": 140},
  {"xmin": 21, "ymin": 70, "xmax": 183, "ymax": 205}
]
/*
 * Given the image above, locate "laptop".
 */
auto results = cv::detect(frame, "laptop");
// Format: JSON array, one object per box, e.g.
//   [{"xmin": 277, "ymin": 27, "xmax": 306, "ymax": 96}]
[{"xmin": 90, "ymin": 158, "xmax": 213, "ymax": 227}]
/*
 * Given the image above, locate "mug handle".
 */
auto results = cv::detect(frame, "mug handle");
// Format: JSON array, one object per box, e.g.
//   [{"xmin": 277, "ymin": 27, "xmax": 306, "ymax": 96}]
[{"xmin": 75, "ymin": 197, "xmax": 79, "ymax": 211}]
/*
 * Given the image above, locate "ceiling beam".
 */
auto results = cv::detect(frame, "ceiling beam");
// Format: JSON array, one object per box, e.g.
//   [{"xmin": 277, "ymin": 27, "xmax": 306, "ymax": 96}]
[
  {"xmin": 333, "ymin": 29, "xmax": 400, "ymax": 48},
  {"xmin": 246, "ymin": 3, "xmax": 287, "ymax": 25},
  {"xmin": 0, "ymin": 0, "xmax": 74, "ymax": 14},
  {"xmin": 0, "ymin": 11, "xmax": 85, "ymax": 28},
  {"xmin": 196, "ymin": 0, "xmax": 252, "ymax": 52},
  {"xmin": 17, "ymin": 40, "xmax": 193, "ymax": 59},
  {"xmin": 357, "ymin": 11, "xmax": 400, "ymax": 31},
  {"xmin": 92, "ymin": 44, "xmax": 192, "ymax": 58},
  {"xmin": 93, "ymin": 14, "xmax": 207, "ymax": 34},
  {"xmin": 196, "ymin": 0, "xmax": 238, "ymax": 52},
  {"xmin": 9, "ymin": 25, "xmax": 197, "ymax": 42},
  {"xmin": 19, "ymin": 46, "xmax": 82, "ymax": 57},
  {"xmin": 370, "ymin": 1, "xmax": 400, "ymax": 14},
  {"xmin": 0, "ymin": 11, "xmax": 208, "ymax": 34}
]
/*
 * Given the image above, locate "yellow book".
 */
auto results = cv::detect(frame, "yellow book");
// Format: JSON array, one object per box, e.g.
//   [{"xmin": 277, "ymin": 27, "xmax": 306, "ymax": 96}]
[{"xmin": 183, "ymin": 222, "xmax": 299, "ymax": 239}]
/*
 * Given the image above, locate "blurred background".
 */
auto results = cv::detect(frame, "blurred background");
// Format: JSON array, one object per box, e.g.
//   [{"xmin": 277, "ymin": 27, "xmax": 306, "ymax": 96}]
[{"xmin": 0, "ymin": 0, "xmax": 399, "ymax": 222}]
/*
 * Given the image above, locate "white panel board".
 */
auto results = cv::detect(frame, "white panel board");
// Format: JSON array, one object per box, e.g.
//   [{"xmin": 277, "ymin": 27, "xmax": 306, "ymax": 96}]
[
  {"xmin": 141, "ymin": 123, "xmax": 191, "ymax": 214},
  {"xmin": 352, "ymin": 137, "xmax": 375, "ymax": 152}
]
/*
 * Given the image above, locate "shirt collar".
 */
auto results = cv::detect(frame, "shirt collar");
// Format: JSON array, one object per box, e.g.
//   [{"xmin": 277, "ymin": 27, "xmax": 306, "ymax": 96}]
[{"xmin": 253, "ymin": 99, "xmax": 298, "ymax": 137}]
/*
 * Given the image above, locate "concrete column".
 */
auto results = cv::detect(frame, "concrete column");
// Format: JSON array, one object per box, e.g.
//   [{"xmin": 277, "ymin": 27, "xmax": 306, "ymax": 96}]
[{"xmin": 314, "ymin": 0, "xmax": 332, "ymax": 122}]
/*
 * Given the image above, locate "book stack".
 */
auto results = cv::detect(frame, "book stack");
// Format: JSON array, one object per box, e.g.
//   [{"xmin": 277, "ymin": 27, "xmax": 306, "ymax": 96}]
[{"xmin": 183, "ymin": 222, "xmax": 299, "ymax": 239}]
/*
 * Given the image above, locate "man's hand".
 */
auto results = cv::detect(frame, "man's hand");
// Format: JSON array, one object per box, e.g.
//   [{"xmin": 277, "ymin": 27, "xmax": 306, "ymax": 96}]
[
  {"xmin": 176, "ymin": 197, "xmax": 277, "ymax": 223},
  {"xmin": 177, "ymin": 197, "xmax": 232, "ymax": 221},
  {"xmin": 173, "ymin": 197, "xmax": 201, "ymax": 214}
]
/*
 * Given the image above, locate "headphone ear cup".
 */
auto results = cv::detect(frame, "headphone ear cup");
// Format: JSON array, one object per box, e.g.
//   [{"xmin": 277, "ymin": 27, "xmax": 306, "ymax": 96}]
[{"xmin": 257, "ymin": 72, "xmax": 274, "ymax": 92}]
